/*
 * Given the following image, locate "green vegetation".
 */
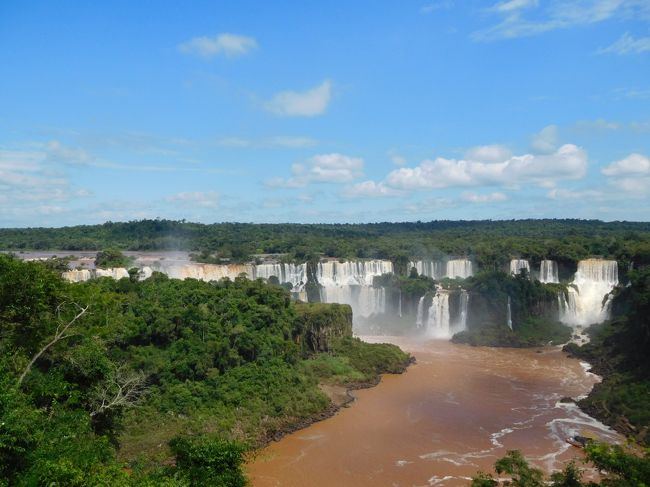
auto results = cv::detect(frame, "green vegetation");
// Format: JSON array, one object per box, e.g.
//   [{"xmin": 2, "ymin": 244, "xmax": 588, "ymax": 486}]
[
  {"xmin": 470, "ymin": 443, "xmax": 650, "ymax": 486},
  {"xmin": 0, "ymin": 254, "xmax": 410, "ymax": 485},
  {"xmin": 94, "ymin": 248, "xmax": 130, "ymax": 268},
  {"xmin": 452, "ymin": 270, "xmax": 572, "ymax": 347},
  {"xmin": 2, "ymin": 219, "xmax": 650, "ymax": 273}
]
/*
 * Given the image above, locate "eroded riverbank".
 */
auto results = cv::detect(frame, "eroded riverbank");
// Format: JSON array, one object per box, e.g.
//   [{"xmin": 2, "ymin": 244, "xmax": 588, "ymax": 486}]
[{"xmin": 247, "ymin": 337, "xmax": 621, "ymax": 487}]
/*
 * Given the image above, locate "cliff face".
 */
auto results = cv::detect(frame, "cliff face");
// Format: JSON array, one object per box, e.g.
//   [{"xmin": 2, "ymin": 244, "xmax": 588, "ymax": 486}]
[{"xmin": 293, "ymin": 303, "xmax": 353, "ymax": 354}]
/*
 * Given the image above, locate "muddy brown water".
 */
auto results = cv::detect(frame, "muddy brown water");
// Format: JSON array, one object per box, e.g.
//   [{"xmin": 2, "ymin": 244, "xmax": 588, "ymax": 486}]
[{"xmin": 247, "ymin": 337, "xmax": 621, "ymax": 487}]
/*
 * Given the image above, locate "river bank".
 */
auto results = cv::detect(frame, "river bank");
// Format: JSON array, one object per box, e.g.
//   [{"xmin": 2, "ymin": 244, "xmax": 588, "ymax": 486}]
[{"xmin": 247, "ymin": 337, "xmax": 622, "ymax": 487}]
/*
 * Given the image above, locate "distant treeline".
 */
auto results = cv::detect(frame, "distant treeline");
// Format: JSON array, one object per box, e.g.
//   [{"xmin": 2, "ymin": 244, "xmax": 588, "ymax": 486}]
[{"xmin": 2, "ymin": 219, "xmax": 650, "ymax": 269}]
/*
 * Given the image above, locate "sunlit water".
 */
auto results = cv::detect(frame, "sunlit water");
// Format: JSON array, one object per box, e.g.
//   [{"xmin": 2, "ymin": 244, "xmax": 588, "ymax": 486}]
[{"xmin": 247, "ymin": 337, "xmax": 620, "ymax": 487}]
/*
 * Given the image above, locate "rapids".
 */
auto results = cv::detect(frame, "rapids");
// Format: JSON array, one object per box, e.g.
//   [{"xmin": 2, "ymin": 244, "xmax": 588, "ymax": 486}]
[{"xmin": 247, "ymin": 338, "xmax": 621, "ymax": 487}]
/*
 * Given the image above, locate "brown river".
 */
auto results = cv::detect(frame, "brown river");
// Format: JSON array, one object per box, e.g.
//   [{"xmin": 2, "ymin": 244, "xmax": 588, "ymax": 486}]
[{"xmin": 247, "ymin": 337, "xmax": 621, "ymax": 487}]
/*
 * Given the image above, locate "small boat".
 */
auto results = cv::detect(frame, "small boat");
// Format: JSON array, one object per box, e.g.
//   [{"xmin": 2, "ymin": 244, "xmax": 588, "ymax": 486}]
[{"xmin": 566, "ymin": 435, "xmax": 592, "ymax": 448}]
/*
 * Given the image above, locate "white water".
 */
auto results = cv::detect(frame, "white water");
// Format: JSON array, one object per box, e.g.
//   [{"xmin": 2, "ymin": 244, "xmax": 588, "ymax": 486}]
[
  {"xmin": 559, "ymin": 259, "xmax": 619, "ymax": 327},
  {"xmin": 510, "ymin": 259, "xmax": 530, "ymax": 276},
  {"xmin": 410, "ymin": 260, "xmax": 444, "ymax": 279},
  {"xmin": 62, "ymin": 268, "xmax": 128, "ymax": 282},
  {"xmin": 253, "ymin": 263, "xmax": 307, "ymax": 291},
  {"xmin": 421, "ymin": 289, "xmax": 469, "ymax": 339},
  {"xmin": 446, "ymin": 259, "xmax": 474, "ymax": 279},
  {"xmin": 539, "ymin": 260, "xmax": 559, "ymax": 284},
  {"xmin": 317, "ymin": 260, "xmax": 393, "ymax": 319},
  {"xmin": 507, "ymin": 296, "xmax": 513, "ymax": 330}
]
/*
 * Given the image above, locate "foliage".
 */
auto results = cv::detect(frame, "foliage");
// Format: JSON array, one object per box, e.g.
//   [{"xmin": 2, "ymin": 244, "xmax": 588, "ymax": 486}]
[
  {"xmin": 95, "ymin": 248, "xmax": 130, "ymax": 269},
  {"xmin": 471, "ymin": 444, "xmax": 650, "ymax": 487},
  {"xmin": 0, "ymin": 254, "xmax": 411, "ymax": 485},
  {"xmin": 2, "ymin": 219, "xmax": 650, "ymax": 271},
  {"xmin": 169, "ymin": 436, "xmax": 247, "ymax": 487}
]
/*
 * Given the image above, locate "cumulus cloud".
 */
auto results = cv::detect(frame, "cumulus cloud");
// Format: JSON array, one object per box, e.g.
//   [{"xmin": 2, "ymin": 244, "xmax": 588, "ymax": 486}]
[
  {"xmin": 178, "ymin": 33, "xmax": 257, "ymax": 58},
  {"xmin": 384, "ymin": 144, "xmax": 586, "ymax": 190},
  {"xmin": 265, "ymin": 80, "xmax": 332, "ymax": 117},
  {"xmin": 165, "ymin": 191, "xmax": 219, "ymax": 208},
  {"xmin": 267, "ymin": 153, "xmax": 363, "ymax": 188},
  {"xmin": 465, "ymin": 144, "xmax": 512, "ymax": 162},
  {"xmin": 342, "ymin": 181, "xmax": 403, "ymax": 198},
  {"xmin": 599, "ymin": 32, "xmax": 650, "ymax": 55},
  {"xmin": 461, "ymin": 191, "xmax": 508, "ymax": 203},
  {"xmin": 601, "ymin": 153, "xmax": 650, "ymax": 195},
  {"xmin": 530, "ymin": 125, "xmax": 559, "ymax": 153},
  {"xmin": 602, "ymin": 153, "xmax": 650, "ymax": 176}
]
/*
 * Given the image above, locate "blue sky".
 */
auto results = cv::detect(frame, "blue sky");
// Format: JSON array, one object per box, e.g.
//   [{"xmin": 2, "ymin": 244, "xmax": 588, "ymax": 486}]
[{"xmin": 1, "ymin": 0, "xmax": 649, "ymax": 227}]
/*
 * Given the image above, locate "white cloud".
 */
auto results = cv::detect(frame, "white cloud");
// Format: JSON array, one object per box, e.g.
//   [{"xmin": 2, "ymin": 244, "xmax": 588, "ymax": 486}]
[
  {"xmin": 602, "ymin": 153, "xmax": 650, "ymax": 176},
  {"xmin": 265, "ymin": 80, "xmax": 332, "ymax": 117},
  {"xmin": 45, "ymin": 140, "xmax": 92, "ymax": 164},
  {"xmin": 599, "ymin": 32, "xmax": 650, "ymax": 55},
  {"xmin": 165, "ymin": 191, "xmax": 219, "ymax": 208},
  {"xmin": 530, "ymin": 125, "xmax": 559, "ymax": 153},
  {"xmin": 267, "ymin": 153, "xmax": 363, "ymax": 188},
  {"xmin": 178, "ymin": 33, "xmax": 257, "ymax": 58},
  {"xmin": 610, "ymin": 176, "xmax": 650, "ymax": 193},
  {"xmin": 574, "ymin": 118, "xmax": 621, "ymax": 131},
  {"xmin": 342, "ymin": 181, "xmax": 403, "ymax": 198},
  {"xmin": 465, "ymin": 144, "xmax": 512, "ymax": 162},
  {"xmin": 461, "ymin": 191, "xmax": 508, "ymax": 203},
  {"xmin": 546, "ymin": 188, "xmax": 604, "ymax": 200},
  {"xmin": 492, "ymin": 0, "xmax": 538, "ymax": 13},
  {"xmin": 384, "ymin": 144, "xmax": 587, "ymax": 190},
  {"xmin": 474, "ymin": 0, "xmax": 649, "ymax": 41}
]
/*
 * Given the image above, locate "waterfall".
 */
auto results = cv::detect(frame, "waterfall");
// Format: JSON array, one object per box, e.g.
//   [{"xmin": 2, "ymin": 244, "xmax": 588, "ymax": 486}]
[
  {"xmin": 539, "ymin": 260, "xmax": 559, "ymax": 283},
  {"xmin": 559, "ymin": 259, "xmax": 618, "ymax": 327},
  {"xmin": 416, "ymin": 296, "xmax": 425, "ymax": 328},
  {"xmin": 426, "ymin": 291, "xmax": 450, "ymax": 338},
  {"xmin": 446, "ymin": 259, "xmax": 474, "ymax": 279},
  {"xmin": 507, "ymin": 296, "xmax": 513, "ymax": 330},
  {"xmin": 510, "ymin": 259, "xmax": 530, "ymax": 276},
  {"xmin": 62, "ymin": 269, "xmax": 93, "ymax": 282},
  {"xmin": 253, "ymin": 263, "xmax": 307, "ymax": 291},
  {"xmin": 420, "ymin": 288, "xmax": 469, "ymax": 339},
  {"xmin": 317, "ymin": 260, "xmax": 393, "ymax": 319},
  {"xmin": 398, "ymin": 289, "xmax": 402, "ymax": 318},
  {"xmin": 62, "ymin": 268, "xmax": 129, "ymax": 282},
  {"xmin": 409, "ymin": 260, "xmax": 444, "ymax": 279}
]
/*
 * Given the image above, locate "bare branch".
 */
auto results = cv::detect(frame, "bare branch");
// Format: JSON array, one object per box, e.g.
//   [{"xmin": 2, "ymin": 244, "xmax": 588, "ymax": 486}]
[
  {"xmin": 90, "ymin": 363, "xmax": 147, "ymax": 417},
  {"xmin": 17, "ymin": 303, "xmax": 89, "ymax": 386}
]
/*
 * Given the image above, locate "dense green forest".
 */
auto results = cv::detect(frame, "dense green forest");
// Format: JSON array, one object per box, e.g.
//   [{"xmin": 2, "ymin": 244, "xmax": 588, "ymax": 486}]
[
  {"xmin": 2, "ymin": 219, "xmax": 650, "ymax": 270},
  {"xmin": 0, "ymin": 254, "xmax": 410, "ymax": 485}
]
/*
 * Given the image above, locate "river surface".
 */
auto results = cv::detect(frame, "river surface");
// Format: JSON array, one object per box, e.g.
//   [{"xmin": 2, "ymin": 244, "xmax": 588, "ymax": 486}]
[{"xmin": 247, "ymin": 337, "xmax": 621, "ymax": 487}]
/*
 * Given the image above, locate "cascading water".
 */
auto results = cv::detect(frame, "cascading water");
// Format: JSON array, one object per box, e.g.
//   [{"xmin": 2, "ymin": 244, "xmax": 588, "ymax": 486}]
[
  {"xmin": 409, "ymin": 260, "xmax": 444, "ymax": 279},
  {"xmin": 446, "ymin": 259, "xmax": 474, "ymax": 279},
  {"xmin": 416, "ymin": 296, "xmax": 425, "ymax": 328},
  {"xmin": 253, "ymin": 263, "xmax": 307, "ymax": 291},
  {"xmin": 559, "ymin": 259, "xmax": 619, "ymax": 327},
  {"xmin": 62, "ymin": 268, "xmax": 128, "ymax": 282},
  {"xmin": 317, "ymin": 260, "xmax": 393, "ymax": 319},
  {"xmin": 419, "ymin": 288, "xmax": 469, "ymax": 339},
  {"xmin": 539, "ymin": 260, "xmax": 559, "ymax": 283},
  {"xmin": 510, "ymin": 259, "xmax": 530, "ymax": 276},
  {"xmin": 507, "ymin": 296, "xmax": 513, "ymax": 330}
]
